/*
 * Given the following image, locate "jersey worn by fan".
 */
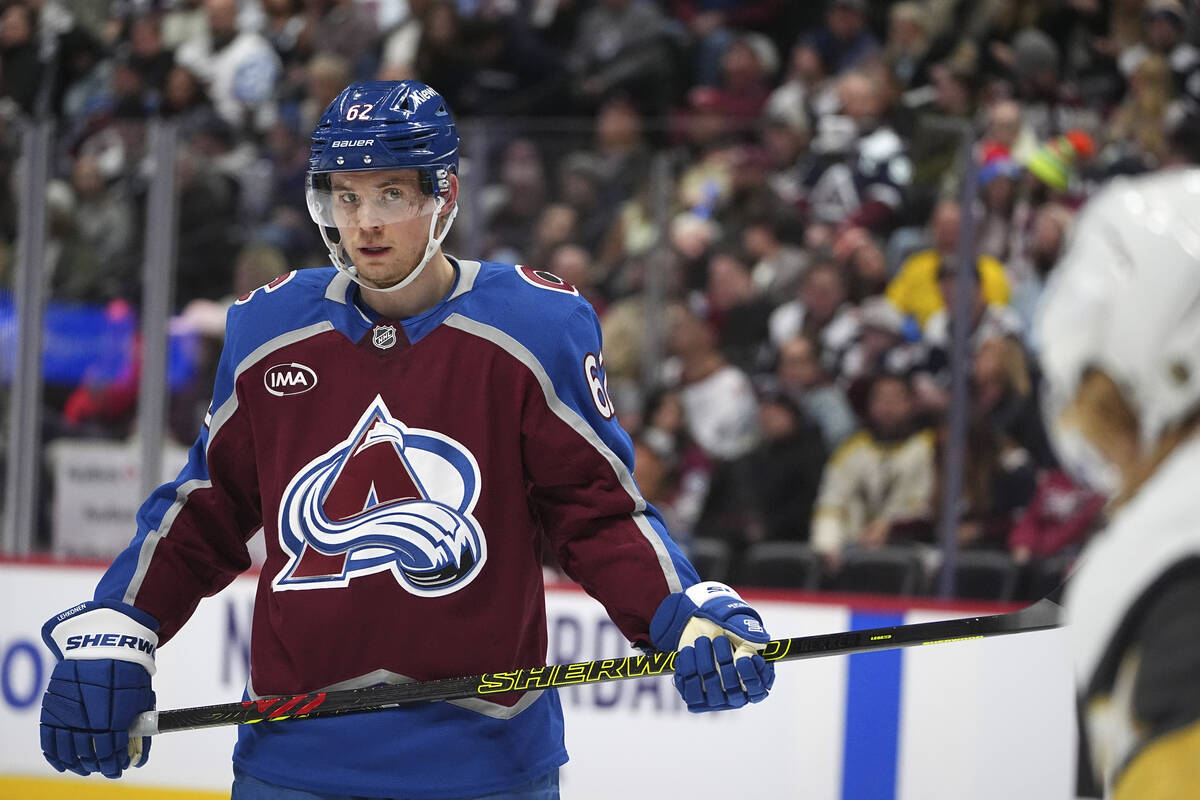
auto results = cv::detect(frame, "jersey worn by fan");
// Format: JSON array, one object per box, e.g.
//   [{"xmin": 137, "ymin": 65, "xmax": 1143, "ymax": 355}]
[{"xmin": 91, "ymin": 259, "xmax": 699, "ymax": 798}]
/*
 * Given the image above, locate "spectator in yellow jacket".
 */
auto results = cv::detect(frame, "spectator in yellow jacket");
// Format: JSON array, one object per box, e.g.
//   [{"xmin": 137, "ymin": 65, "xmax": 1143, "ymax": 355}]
[{"xmin": 886, "ymin": 199, "xmax": 1009, "ymax": 326}]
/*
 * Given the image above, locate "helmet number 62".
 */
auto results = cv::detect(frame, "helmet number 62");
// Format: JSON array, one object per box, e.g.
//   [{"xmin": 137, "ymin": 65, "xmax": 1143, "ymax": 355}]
[{"xmin": 346, "ymin": 103, "xmax": 374, "ymax": 121}]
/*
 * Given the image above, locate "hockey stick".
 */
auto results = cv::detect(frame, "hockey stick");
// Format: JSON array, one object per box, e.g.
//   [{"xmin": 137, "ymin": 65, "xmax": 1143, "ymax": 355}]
[{"xmin": 128, "ymin": 597, "xmax": 1059, "ymax": 738}]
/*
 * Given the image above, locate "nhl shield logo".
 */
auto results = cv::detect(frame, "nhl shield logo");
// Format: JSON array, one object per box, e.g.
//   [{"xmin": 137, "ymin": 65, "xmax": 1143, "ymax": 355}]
[{"xmin": 372, "ymin": 325, "xmax": 397, "ymax": 350}]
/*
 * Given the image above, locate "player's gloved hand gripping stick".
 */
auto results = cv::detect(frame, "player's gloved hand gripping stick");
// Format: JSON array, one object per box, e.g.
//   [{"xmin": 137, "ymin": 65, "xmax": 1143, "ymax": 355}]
[
  {"xmin": 649, "ymin": 582, "xmax": 774, "ymax": 712},
  {"xmin": 39, "ymin": 600, "xmax": 158, "ymax": 778}
]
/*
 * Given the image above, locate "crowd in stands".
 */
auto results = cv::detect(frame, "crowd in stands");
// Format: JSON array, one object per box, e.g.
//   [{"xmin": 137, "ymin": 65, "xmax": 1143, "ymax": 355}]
[{"xmin": 3, "ymin": 0, "xmax": 1200, "ymax": 597}]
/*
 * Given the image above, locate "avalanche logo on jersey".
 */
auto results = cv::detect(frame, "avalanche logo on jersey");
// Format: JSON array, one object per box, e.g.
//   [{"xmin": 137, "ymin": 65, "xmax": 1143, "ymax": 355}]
[{"xmin": 273, "ymin": 395, "xmax": 486, "ymax": 596}]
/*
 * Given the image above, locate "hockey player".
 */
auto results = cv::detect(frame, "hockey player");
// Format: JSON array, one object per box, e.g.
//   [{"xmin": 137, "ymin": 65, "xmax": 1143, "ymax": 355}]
[
  {"xmin": 37, "ymin": 81, "xmax": 774, "ymax": 799},
  {"xmin": 1035, "ymin": 168, "xmax": 1200, "ymax": 799}
]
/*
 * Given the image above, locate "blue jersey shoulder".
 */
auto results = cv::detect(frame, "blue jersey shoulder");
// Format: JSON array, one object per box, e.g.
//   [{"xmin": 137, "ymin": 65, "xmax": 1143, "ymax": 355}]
[
  {"xmin": 224, "ymin": 268, "xmax": 338, "ymax": 364},
  {"xmin": 456, "ymin": 260, "xmax": 597, "ymax": 355}
]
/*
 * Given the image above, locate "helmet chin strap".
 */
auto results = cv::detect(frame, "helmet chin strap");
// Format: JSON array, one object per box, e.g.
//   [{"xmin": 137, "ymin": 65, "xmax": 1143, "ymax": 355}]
[{"xmin": 338, "ymin": 196, "xmax": 459, "ymax": 295}]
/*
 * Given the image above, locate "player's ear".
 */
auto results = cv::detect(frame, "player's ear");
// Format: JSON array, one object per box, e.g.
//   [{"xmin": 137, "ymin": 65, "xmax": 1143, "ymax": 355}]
[{"xmin": 440, "ymin": 173, "xmax": 460, "ymax": 214}]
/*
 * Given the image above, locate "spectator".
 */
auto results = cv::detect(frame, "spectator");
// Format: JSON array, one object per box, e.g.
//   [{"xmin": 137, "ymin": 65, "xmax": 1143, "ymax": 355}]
[
  {"xmin": 768, "ymin": 259, "xmax": 853, "ymax": 353},
  {"xmin": 925, "ymin": 257, "xmax": 1022, "ymax": 354},
  {"xmin": 670, "ymin": 0, "xmax": 784, "ymax": 87},
  {"xmin": 716, "ymin": 146, "xmax": 779, "ymax": 239},
  {"xmin": 805, "ymin": 0, "xmax": 879, "ymax": 77},
  {"xmin": 706, "ymin": 34, "xmax": 776, "ymax": 121},
  {"xmin": 411, "ymin": 1, "xmax": 474, "ymax": 110},
  {"xmin": 914, "ymin": 260, "xmax": 1024, "ymax": 417},
  {"xmin": 832, "ymin": 224, "xmax": 888, "ymax": 302},
  {"xmin": 565, "ymin": 0, "xmax": 675, "ymax": 115},
  {"xmin": 803, "ymin": 69, "xmax": 912, "ymax": 233},
  {"xmin": 0, "ymin": 1, "xmax": 40, "ymax": 113},
  {"xmin": 704, "ymin": 247, "xmax": 772, "ymax": 374},
  {"xmin": 1163, "ymin": 98, "xmax": 1200, "ymax": 167},
  {"xmin": 697, "ymin": 388, "xmax": 825, "ymax": 548},
  {"xmin": 547, "ymin": 243, "xmax": 605, "ymax": 315},
  {"xmin": 743, "ymin": 214, "xmax": 808, "ymax": 304},
  {"xmin": 976, "ymin": 145, "xmax": 1023, "ymax": 262},
  {"xmin": 835, "ymin": 296, "xmax": 926, "ymax": 401},
  {"xmin": 170, "ymin": 297, "xmax": 227, "ymax": 446},
  {"xmin": 481, "ymin": 137, "xmax": 548, "ymax": 262},
  {"xmin": 666, "ymin": 304, "xmax": 760, "ymax": 462},
  {"xmin": 773, "ymin": 333, "xmax": 858, "ymax": 451},
  {"xmin": 161, "ymin": 64, "xmax": 213, "ymax": 125},
  {"xmin": 882, "ymin": 2, "xmax": 935, "ymax": 91},
  {"xmin": 51, "ymin": 153, "xmax": 138, "ymax": 304},
  {"xmin": 764, "ymin": 39, "xmax": 829, "ymax": 145},
  {"xmin": 109, "ymin": 55, "xmax": 153, "ymax": 119},
  {"xmin": 58, "ymin": 26, "xmax": 111, "ymax": 130},
  {"xmin": 174, "ymin": 139, "xmax": 241, "ymax": 306},
  {"xmin": 1015, "ymin": 26, "xmax": 1103, "ymax": 140},
  {"xmin": 982, "ymin": 98, "xmax": 1037, "ymax": 164},
  {"xmin": 1010, "ymin": 202, "xmax": 1073, "ymax": 345},
  {"xmin": 760, "ymin": 113, "xmax": 811, "ymax": 209},
  {"xmin": 810, "ymin": 372, "xmax": 936, "ymax": 568},
  {"xmin": 665, "ymin": 208, "xmax": 720, "ymax": 295},
  {"xmin": 1118, "ymin": 0, "xmax": 1198, "ymax": 95},
  {"xmin": 59, "ymin": 300, "xmax": 141, "ymax": 438},
  {"xmin": 1107, "ymin": 53, "xmax": 1175, "ymax": 169},
  {"xmin": 746, "ymin": 390, "xmax": 826, "ymax": 541},
  {"xmin": 935, "ymin": 418, "xmax": 1037, "ymax": 551},
  {"xmin": 306, "ymin": 0, "xmax": 379, "ymax": 75},
  {"xmin": 970, "ymin": 336, "xmax": 1055, "ymax": 469},
  {"xmin": 126, "ymin": 15, "xmax": 174, "ymax": 97},
  {"xmin": 556, "ymin": 152, "xmax": 615, "ymax": 259},
  {"xmin": 1008, "ymin": 468, "xmax": 1105, "ymax": 566},
  {"xmin": 885, "ymin": 199, "xmax": 1010, "ymax": 328},
  {"xmin": 904, "ymin": 47, "xmax": 983, "ymax": 203},
  {"xmin": 637, "ymin": 389, "xmax": 713, "ymax": 540},
  {"xmin": 298, "ymin": 50, "xmax": 352, "ymax": 136},
  {"xmin": 528, "ymin": 203, "xmax": 579, "ymax": 268},
  {"xmin": 261, "ymin": 0, "xmax": 310, "ymax": 69},
  {"xmin": 379, "ymin": 0, "xmax": 432, "ymax": 77},
  {"xmin": 161, "ymin": 0, "xmax": 206, "ymax": 51},
  {"xmin": 169, "ymin": 240, "xmax": 287, "ymax": 444},
  {"xmin": 174, "ymin": 0, "xmax": 282, "ymax": 134},
  {"xmin": 592, "ymin": 96, "xmax": 652, "ymax": 207}
]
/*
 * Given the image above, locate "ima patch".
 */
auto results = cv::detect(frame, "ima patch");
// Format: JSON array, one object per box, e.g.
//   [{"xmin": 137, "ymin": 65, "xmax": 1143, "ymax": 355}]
[{"xmin": 264, "ymin": 363, "xmax": 318, "ymax": 396}]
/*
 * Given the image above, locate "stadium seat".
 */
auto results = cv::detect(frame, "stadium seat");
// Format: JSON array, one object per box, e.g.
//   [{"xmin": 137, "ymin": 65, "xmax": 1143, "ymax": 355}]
[
  {"xmin": 931, "ymin": 550, "xmax": 1022, "ymax": 601},
  {"xmin": 687, "ymin": 538, "xmax": 732, "ymax": 583},
  {"xmin": 832, "ymin": 546, "xmax": 926, "ymax": 596},
  {"xmin": 736, "ymin": 541, "xmax": 822, "ymax": 590}
]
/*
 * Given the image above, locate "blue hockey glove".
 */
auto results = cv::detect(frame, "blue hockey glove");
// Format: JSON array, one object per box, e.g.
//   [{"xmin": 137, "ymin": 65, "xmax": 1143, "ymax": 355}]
[
  {"xmin": 650, "ymin": 581, "xmax": 774, "ymax": 713},
  {"xmin": 39, "ymin": 600, "xmax": 159, "ymax": 778}
]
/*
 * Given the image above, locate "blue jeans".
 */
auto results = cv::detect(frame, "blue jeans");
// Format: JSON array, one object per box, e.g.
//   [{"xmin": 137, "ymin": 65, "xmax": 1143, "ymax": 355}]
[{"xmin": 231, "ymin": 764, "xmax": 560, "ymax": 800}]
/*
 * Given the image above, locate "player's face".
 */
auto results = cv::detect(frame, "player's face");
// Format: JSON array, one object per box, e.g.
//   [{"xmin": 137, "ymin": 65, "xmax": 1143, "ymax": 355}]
[{"xmin": 330, "ymin": 169, "xmax": 440, "ymax": 290}]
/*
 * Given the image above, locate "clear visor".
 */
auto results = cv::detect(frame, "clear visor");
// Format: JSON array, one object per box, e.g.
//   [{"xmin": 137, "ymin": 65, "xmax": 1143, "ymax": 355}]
[{"xmin": 306, "ymin": 173, "xmax": 437, "ymax": 229}]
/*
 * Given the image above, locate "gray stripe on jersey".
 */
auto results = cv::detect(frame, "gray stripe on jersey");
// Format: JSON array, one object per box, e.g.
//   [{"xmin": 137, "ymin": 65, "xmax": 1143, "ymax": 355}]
[
  {"xmin": 248, "ymin": 670, "xmax": 544, "ymax": 720},
  {"xmin": 443, "ymin": 314, "xmax": 684, "ymax": 593},
  {"xmin": 122, "ymin": 478, "xmax": 212, "ymax": 606},
  {"xmin": 124, "ymin": 322, "xmax": 334, "ymax": 605}
]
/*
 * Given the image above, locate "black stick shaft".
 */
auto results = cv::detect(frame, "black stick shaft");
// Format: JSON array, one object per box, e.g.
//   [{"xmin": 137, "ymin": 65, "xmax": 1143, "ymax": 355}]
[{"xmin": 129, "ymin": 599, "xmax": 1059, "ymax": 738}]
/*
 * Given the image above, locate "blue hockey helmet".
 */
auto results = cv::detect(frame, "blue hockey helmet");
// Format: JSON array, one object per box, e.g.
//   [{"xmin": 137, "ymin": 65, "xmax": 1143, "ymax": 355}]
[
  {"xmin": 308, "ymin": 80, "xmax": 459, "ymax": 195},
  {"xmin": 306, "ymin": 81, "xmax": 461, "ymax": 291}
]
